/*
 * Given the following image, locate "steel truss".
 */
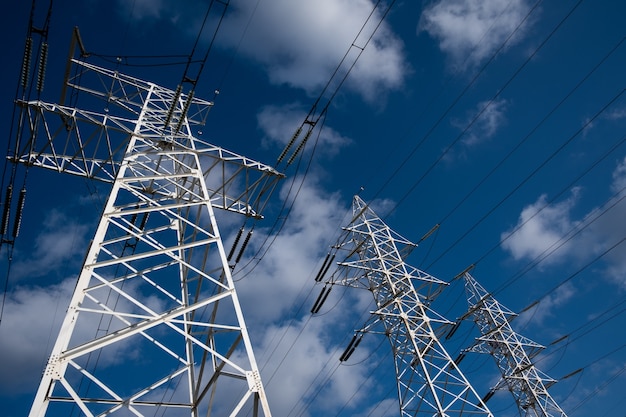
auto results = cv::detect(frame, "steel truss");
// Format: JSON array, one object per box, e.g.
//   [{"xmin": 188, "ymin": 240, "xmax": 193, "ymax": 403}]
[
  {"xmin": 313, "ymin": 195, "xmax": 493, "ymax": 417},
  {"xmin": 462, "ymin": 272, "xmax": 568, "ymax": 417},
  {"xmin": 20, "ymin": 60, "xmax": 281, "ymax": 417}
]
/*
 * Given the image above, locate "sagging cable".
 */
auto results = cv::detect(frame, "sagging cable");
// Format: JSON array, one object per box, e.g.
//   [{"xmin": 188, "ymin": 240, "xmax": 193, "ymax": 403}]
[
  {"xmin": 339, "ymin": 333, "xmax": 363, "ymax": 362},
  {"xmin": 310, "ymin": 284, "xmax": 332, "ymax": 314},
  {"xmin": 314, "ymin": 252, "xmax": 335, "ymax": 282}
]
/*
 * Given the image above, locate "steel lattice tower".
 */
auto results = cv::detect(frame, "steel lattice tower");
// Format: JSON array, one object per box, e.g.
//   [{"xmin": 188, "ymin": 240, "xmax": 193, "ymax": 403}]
[
  {"xmin": 460, "ymin": 272, "xmax": 568, "ymax": 417},
  {"xmin": 12, "ymin": 56, "xmax": 283, "ymax": 416},
  {"xmin": 311, "ymin": 195, "xmax": 493, "ymax": 417}
]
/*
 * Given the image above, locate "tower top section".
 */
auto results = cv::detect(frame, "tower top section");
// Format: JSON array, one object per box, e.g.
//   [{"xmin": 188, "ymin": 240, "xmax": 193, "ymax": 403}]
[{"xmin": 13, "ymin": 58, "xmax": 284, "ymax": 219}]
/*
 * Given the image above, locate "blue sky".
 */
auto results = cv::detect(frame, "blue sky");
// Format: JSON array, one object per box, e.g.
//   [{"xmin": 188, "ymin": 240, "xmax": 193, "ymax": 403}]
[{"xmin": 1, "ymin": 0, "xmax": 625, "ymax": 416}]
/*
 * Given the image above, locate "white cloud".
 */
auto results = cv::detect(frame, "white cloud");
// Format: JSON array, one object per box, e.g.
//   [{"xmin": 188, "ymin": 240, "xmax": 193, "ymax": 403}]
[
  {"xmin": 500, "ymin": 188, "xmax": 581, "ymax": 265},
  {"xmin": 501, "ymin": 156, "xmax": 626, "ymax": 286},
  {"xmin": 0, "ymin": 278, "xmax": 74, "ymax": 395},
  {"xmin": 234, "ymin": 178, "xmax": 349, "ymax": 324},
  {"xmin": 419, "ymin": 0, "xmax": 535, "ymax": 69},
  {"xmin": 257, "ymin": 104, "xmax": 352, "ymax": 157},
  {"xmin": 218, "ymin": 0, "xmax": 408, "ymax": 100},
  {"xmin": 10, "ymin": 209, "xmax": 90, "ymax": 281},
  {"xmin": 516, "ymin": 282, "xmax": 576, "ymax": 327},
  {"xmin": 605, "ymin": 106, "xmax": 626, "ymax": 121},
  {"xmin": 453, "ymin": 98, "xmax": 508, "ymax": 149},
  {"xmin": 258, "ymin": 318, "xmax": 377, "ymax": 416}
]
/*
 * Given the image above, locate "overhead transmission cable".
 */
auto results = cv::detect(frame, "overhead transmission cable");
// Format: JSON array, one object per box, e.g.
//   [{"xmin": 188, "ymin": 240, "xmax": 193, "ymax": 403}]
[
  {"xmin": 378, "ymin": 0, "xmax": 584, "ymax": 223},
  {"xmin": 486, "ymin": 137, "xmax": 626, "ymax": 298},
  {"xmin": 262, "ymin": 2, "xmax": 552, "ymax": 408},
  {"xmin": 425, "ymin": 88, "xmax": 626, "ymax": 271},
  {"xmin": 232, "ymin": 0, "xmax": 398, "ymax": 280},
  {"xmin": 362, "ymin": 0, "xmax": 529, "ymax": 195},
  {"xmin": 419, "ymin": 102, "xmax": 626, "ymax": 356},
  {"xmin": 368, "ymin": 0, "xmax": 543, "ymax": 208},
  {"xmin": 223, "ymin": 3, "xmax": 405, "ymax": 414},
  {"xmin": 435, "ymin": 34, "xmax": 625, "ymax": 235},
  {"xmin": 0, "ymin": 0, "xmax": 53, "ymax": 326}
]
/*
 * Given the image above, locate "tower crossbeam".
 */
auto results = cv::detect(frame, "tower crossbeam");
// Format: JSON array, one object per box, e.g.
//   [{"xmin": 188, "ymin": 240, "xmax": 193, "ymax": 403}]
[{"xmin": 10, "ymin": 61, "xmax": 284, "ymax": 218}]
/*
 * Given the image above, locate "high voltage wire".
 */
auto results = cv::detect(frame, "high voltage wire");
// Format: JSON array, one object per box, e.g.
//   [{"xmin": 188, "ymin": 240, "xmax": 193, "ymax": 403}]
[
  {"xmin": 242, "ymin": 1, "xmax": 620, "ymax": 414},
  {"xmin": 367, "ymin": 0, "xmax": 544, "ymax": 208},
  {"xmin": 425, "ymin": 88, "xmax": 626, "ymax": 271},
  {"xmin": 433, "ymin": 35, "xmax": 625, "ymax": 232},
  {"xmin": 377, "ymin": 0, "xmax": 585, "ymax": 222},
  {"xmin": 232, "ymin": 0, "xmax": 398, "ymax": 281},
  {"xmin": 2, "ymin": 2, "xmax": 623, "ymax": 414}
]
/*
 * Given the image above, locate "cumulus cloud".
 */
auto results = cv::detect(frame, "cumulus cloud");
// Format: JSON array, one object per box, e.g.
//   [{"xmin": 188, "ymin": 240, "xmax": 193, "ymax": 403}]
[
  {"xmin": 115, "ymin": 0, "xmax": 408, "ymax": 100},
  {"xmin": 419, "ymin": 0, "xmax": 535, "ymax": 69},
  {"xmin": 501, "ymin": 156, "xmax": 626, "ymax": 286},
  {"xmin": 215, "ymin": 0, "xmax": 408, "ymax": 100},
  {"xmin": 234, "ymin": 178, "xmax": 349, "ymax": 324}
]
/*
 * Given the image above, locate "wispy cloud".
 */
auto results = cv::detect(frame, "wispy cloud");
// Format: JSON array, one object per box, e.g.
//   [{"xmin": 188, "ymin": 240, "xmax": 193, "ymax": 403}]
[
  {"xmin": 257, "ymin": 104, "xmax": 352, "ymax": 158},
  {"xmin": 455, "ymin": 98, "xmax": 508, "ymax": 148},
  {"xmin": 10, "ymin": 209, "xmax": 90, "ymax": 281},
  {"xmin": 419, "ymin": 0, "xmax": 535, "ymax": 70},
  {"xmin": 516, "ymin": 281, "xmax": 576, "ymax": 327}
]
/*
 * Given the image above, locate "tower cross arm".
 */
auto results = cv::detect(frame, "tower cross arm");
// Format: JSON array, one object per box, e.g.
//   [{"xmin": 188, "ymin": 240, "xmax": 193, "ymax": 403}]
[{"xmin": 12, "ymin": 98, "xmax": 284, "ymax": 218}]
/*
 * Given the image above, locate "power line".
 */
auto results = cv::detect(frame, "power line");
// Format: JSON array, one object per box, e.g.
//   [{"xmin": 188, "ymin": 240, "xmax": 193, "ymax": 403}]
[{"xmin": 425, "ymin": 88, "xmax": 626, "ymax": 270}]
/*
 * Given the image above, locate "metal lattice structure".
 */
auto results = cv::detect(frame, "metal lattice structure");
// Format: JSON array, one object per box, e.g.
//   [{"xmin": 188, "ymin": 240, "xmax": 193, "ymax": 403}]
[
  {"xmin": 312, "ymin": 195, "xmax": 493, "ymax": 417},
  {"xmin": 15, "ymin": 59, "xmax": 283, "ymax": 417},
  {"xmin": 461, "ymin": 272, "xmax": 568, "ymax": 417}
]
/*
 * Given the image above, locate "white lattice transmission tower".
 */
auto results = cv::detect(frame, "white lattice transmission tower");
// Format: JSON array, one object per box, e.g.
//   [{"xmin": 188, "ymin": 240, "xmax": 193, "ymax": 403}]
[
  {"xmin": 459, "ymin": 272, "xmax": 568, "ymax": 417},
  {"xmin": 311, "ymin": 195, "xmax": 494, "ymax": 417},
  {"xmin": 11, "ymin": 52, "xmax": 283, "ymax": 417}
]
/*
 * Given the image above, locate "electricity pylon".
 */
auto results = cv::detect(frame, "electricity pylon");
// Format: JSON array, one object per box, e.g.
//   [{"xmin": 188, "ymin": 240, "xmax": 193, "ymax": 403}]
[
  {"xmin": 311, "ymin": 195, "xmax": 493, "ymax": 417},
  {"xmin": 12, "ymin": 53, "xmax": 283, "ymax": 416},
  {"xmin": 459, "ymin": 272, "xmax": 568, "ymax": 417}
]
